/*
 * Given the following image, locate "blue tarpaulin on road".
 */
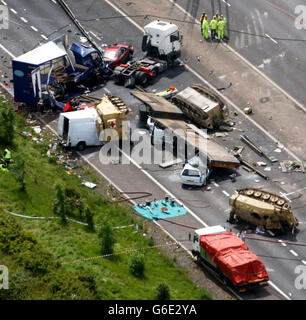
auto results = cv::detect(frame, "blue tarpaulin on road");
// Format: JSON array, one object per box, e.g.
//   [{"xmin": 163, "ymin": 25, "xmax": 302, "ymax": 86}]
[{"xmin": 133, "ymin": 199, "xmax": 187, "ymax": 220}]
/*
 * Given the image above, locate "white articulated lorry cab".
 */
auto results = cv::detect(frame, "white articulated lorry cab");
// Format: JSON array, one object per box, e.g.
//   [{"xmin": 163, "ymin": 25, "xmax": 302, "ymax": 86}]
[
  {"xmin": 143, "ymin": 20, "xmax": 181, "ymax": 61},
  {"xmin": 113, "ymin": 20, "xmax": 182, "ymax": 88}
]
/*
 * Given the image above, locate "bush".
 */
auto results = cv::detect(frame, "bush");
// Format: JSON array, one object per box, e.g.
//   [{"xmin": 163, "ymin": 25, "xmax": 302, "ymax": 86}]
[
  {"xmin": 128, "ymin": 252, "xmax": 145, "ymax": 277},
  {"xmin": 10, "ymin": 154, "xmax": 26, "ymax": 191},
  {"xmin": 0, "ymin": 107, "xmax": 15, "ymax": 147},
  {"xmin": 65, "ymin": 187, "xmax": 84, "ymax": 219},
  {"xmin": 155, "ymin": 282, "xmax": 170, "ymax": 300},
  {"xmin": 99, "ymin": 219, "xmax": 116, "ymax": 255},
  {"xmin": 53, "ymin": 183, "xmax": 67, "ymax": 224},
  {"xmin": 85, "ymin": 207, "xmax": 95, "ymax": 232},
  {"xmin": 0, "ymin": 212, "xmax": 96, "ymax": 300}
]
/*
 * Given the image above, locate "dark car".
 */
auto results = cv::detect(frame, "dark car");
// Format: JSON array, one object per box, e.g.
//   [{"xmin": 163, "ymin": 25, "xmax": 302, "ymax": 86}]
[{"xmin": 102, "ymin": 43, "xmax": 134, "ymax": 68}]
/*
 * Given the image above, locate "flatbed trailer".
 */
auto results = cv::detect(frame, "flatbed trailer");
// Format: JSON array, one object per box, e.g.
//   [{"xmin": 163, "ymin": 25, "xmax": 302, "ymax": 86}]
[{"xmin": 132, "ymin": 90, "xmax": 240, "ymax": 169}]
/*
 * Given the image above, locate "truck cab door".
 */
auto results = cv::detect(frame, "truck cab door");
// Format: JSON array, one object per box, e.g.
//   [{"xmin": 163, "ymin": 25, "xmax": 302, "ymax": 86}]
[
  {"xmin": 152, "ymin": 126, "xmax": 165, "ymax": 146},
  {"xmin": 31, "ymin": 67, "xmax": 42, "ymax": 101},
  {"xmin": 170, "ymin": 31, "xmax": 181, "ymax": 54}
]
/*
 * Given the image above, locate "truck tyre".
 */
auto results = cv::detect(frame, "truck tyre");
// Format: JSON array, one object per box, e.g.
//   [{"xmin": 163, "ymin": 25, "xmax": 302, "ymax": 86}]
[
  {"xmin": 221, "ymin": 276, "xmax": 229, "ymax": 286},
  {"xmin": 76, "ymin": 141, "xmax": 86, "ymax": 151},
  {"xmin": 151, "ymin": 67, "xmax": 158, "ymax": 78},
  {"xmin": 124, "ymin": 76, "xmax": 135, "ymax": 88},
  {"xmin": 137, "ymin": 71, "xmax": 149, "ymax": 87}
]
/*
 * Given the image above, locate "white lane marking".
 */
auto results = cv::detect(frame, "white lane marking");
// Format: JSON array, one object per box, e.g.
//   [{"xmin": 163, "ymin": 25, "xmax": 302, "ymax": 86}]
[
  {"xmin": 89, "ymin": 30, "xmax": 101, "ymax": 41},
  {"xmin": 268, "ymin": 281, "xmax": 291, "ymax": 300},
  {"xmin": 51, "ymin": 0, "xmax": 57, "ymax": 3},
  {"xmin": 10, "ymin": 8, "xmax": 18, "ymax": 14},
  {"xmin": 265, "ymin": 33, "xmax": 278, "ymax": 44},
  {"xmin": 31, "ymin": 26, "xmax": 38, "ymax": 32},
  {"xmin": 301, "ymin": 260, "xmax": 306, "ymax": 265},
  {"xmin": 278, "ymin": 239, "xmax": 287, "ymax": 247},
  {"xmin": 222, "ymin": 190, "xmax": 230, "ymax": 197},
  {"xmin": 222, "ymin": 0, "xmax": 231, "ymax": 6},
  {"xmin": 213, "ymin": 182, "xmax": 219, "ymax": 187},
  {"xmin": 41, "ymin": 34, "xmax": 48, "ymax": 40},
  {"xmin": 290, "ymin": 250, "xmax": 298, "ymax": 257},
  {"xmin": 20, "ymin": 17, "xmax": 28, "ymax": 23},
  {"xmin": 104, "ymin": 0, "xmax": 144, "ymax": 33},
  {"xmin": 1, "ymin": 0, "xmax": 7, "ymax": 5},
  {"xmin": 0, "ymin": 43, "xmax": 15, "ymax": 58},
  {"xmin": 103, "ymin": 87, "xmax": 110, "ymax": 93}
]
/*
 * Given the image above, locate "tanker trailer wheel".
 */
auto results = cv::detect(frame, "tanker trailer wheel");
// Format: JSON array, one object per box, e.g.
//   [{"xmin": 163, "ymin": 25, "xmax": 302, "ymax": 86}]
[{"xmin": 229, "ymin": 210, "xmax": 236, "ymax": 224}]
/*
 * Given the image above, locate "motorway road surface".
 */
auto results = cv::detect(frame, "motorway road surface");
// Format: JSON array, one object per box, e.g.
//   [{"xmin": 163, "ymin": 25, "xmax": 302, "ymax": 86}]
[
  {"xmin": 1, "ymin": 0, "xmax": 306, "ymax": 300},
  {"xmin": 166, "ymin": 0, "xmax": 306, "ymax": 110}
]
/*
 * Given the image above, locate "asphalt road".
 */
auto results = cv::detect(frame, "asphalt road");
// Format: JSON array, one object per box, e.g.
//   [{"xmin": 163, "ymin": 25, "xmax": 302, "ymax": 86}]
[
  {"xmin": 1, "ymin": 0, "xmax": 306, "ymax": 300},
  {"xmin": 169, "ymin": 0, "xmax": 306, "ymax": 108}
]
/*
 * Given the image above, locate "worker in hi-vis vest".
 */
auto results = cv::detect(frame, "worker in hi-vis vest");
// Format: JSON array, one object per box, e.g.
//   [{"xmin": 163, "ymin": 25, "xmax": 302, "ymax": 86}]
[
  {"xmin": 0, "ymin": 163, "xmax": 8, "ymax": 172},
  {"xmin": 202, "ymin": 15, "xmax": 209, "ymax": 40},
  {"xmin": 217, "ymin": 17, "xmax": 225, "ymax": 40},
  {"xmin": 3, "ymin": 147, "xmax": 11, "ymax": 167},
  {"xmin": 210, "ymin": 16, "xmax": 217, "ymax": 40},
  {"xmin": 221, "ymin": 14, "xmax": 227, "ymax": 38},
  {"xmin": 200, "ymin": 12, "xmax": 206, "ymax": 35}
]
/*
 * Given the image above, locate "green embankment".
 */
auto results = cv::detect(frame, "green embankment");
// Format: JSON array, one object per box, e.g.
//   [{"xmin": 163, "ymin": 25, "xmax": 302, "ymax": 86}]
[{"xmin": 0, "ymin": 97, "xmax": 212, "ymax": 300}]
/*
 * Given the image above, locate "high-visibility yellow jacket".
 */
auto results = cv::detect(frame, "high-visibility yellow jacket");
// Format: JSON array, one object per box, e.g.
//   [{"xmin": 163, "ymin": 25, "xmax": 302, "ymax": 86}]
[
  {"xmin": 218, "ymin": 20, "xmax": 225, "ymax": 31},
  {"xmin": 210, "ymin": 19, "xmax": 217, "ymax": 30},
  {"xmin": 202, "ymin": 18, "xmax": 209, "ymax": 29},
  {"xmin": 4, "ymin": 149, "xmax": 11, "ymax": 159},
  {"xmin": 0, "ymin": 164, "xmax": 8, "ymax": 172}
]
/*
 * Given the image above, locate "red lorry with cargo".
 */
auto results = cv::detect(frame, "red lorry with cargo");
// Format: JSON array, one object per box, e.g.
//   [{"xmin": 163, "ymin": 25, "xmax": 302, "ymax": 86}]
[{"xmin": 191, "ymin": 225, "xmax": 269, "ymax": 292}]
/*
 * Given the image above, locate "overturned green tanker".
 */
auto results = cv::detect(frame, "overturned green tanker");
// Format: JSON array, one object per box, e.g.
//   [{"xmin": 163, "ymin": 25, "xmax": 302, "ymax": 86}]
[{"xmin": 229, "ymin": 188, "xmax": 299, "ymax": 233}]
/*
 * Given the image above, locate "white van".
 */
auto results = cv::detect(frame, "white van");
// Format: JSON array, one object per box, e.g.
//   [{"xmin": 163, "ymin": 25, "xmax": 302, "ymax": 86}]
[
  {"xmin": 58, "ymin": 108, "xmax": 102, "ymax": 151},
  {"xmin": 180, "ymin": 156, "xmax": 211, "ymax": 187}
]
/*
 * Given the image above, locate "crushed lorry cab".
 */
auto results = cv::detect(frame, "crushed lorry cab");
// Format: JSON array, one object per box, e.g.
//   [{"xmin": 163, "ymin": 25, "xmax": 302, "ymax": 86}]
[
  {"xmin": 192, "ymin": 225, "xmax": 269, "ymax": 291},
  {"xmin": 171, "ymin": 84, "xmax": 230, "ymax": 129},
  {"xmin": 12, "ymin": 36, "xmax": 105, "ymax": 106},
  {"xmin": 58, "ymin": 94, "xmax": 128, "ymax": 151},
  {"xmin": 229, "ymin": 188, "xmax": 299, "ymax": 233}
]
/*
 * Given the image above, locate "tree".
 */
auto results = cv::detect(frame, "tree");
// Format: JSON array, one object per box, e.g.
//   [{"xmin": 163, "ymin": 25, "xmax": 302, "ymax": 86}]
[
  {"xmin": 98, "ymin": 219, "xmax": 116, "ymax": 255},
  {"xmin": 85, "ymin": 207, "xmax": 95, "ymax": 232},
  {"xmin": 128, "ymin": 252, "xmax": 145, "ymax": 277},
  {"xmin": 0, "ymin": 108, "xmax": 15, "ymax": 148},
  {"xmin": 155, "ymin": 282, "xmax": 170, "ymax": 300},
  {"xmin": 10, "ymin": 154, "xmax": 26, "ymax": 191},
  {"xmin": 53, "ymin": 183, "xmax": 67, "ymax": 225},
  {"xmin": 65, "ymin": 187, "xmax": 84, "ymax": 219}
]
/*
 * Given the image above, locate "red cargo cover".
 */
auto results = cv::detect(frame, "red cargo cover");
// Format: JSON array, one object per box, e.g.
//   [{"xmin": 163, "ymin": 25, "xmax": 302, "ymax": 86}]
[{"xmin": 200, "ymin": 232, "xmax": 269, "ymax": 286}]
